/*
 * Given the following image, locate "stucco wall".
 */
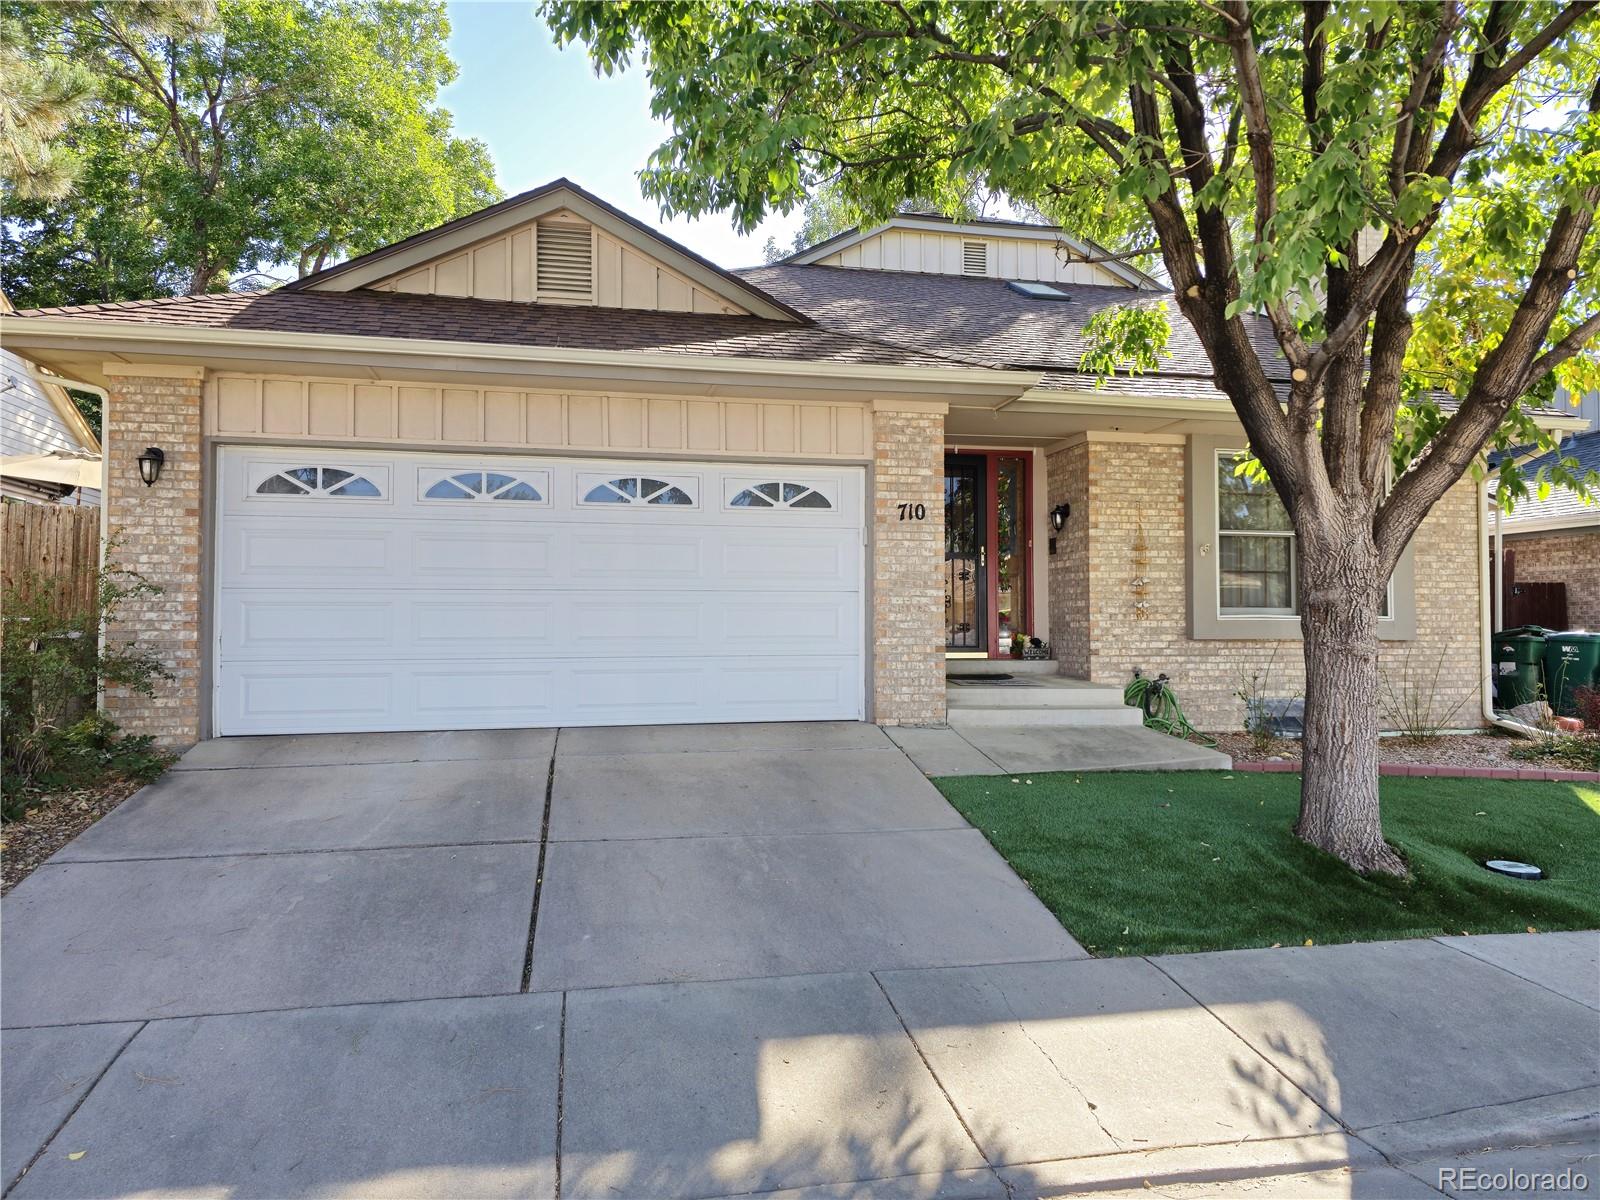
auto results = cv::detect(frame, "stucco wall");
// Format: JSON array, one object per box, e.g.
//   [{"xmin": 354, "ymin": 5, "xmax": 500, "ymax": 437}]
[
  {"xmin": 1505, "ymin": 526, "xmax": 1600, "ymax": 630},
  {"xmin": 1049, "ymin": 437, "xmax": 1484, "ymax": 733}
]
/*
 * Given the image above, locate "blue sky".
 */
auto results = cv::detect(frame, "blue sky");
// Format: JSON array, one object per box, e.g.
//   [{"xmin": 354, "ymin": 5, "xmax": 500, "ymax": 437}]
[{"xmin": 439, "ymin": 2, "xmax": 804, "ymax": 269}]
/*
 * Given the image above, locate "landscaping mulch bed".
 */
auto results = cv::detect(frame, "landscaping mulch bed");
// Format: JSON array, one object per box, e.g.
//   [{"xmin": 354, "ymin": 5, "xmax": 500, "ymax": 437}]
[
  {"xmin": 1213, "ymin": 730, "xmax": 1534, "ymax": 770},
  {"xmin": 1, "ymin": 778, "xmax": 143, "ymax": 895}
]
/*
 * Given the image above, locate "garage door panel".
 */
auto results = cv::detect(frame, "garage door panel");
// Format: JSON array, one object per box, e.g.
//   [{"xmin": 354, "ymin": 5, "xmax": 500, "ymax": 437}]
[
  {"xmin": 234, "ymin": 671, "xmax": 396, "ymax": 722},
  {"xmin": 720, "ymin": 538, "xmax": 852, "ymax": 584},
  {"xmin": 412, "ymin": 600, "xmax": 558, "ymax": 649},
  {"xmin": 235, "ymin": 598, "xmax": 396, "ymax": 650},
  {"xmin": 572, "ymin": 663, "xmax": 703, "ymax": 715},
  {"xmin": 719, "ymin": 598, "xmax": 851, "ymax": 648},
  {"xmin": 570, "ymin": 535, "xmax": 703, "ymax": 579},
  {"xmin": 412, "ymin": 531, "xmax": 555, "ymax": 580},
  {"xmin": 715, "ymin": 657, "xmax": 858, "ymax": 710},
  {"xmin": 216, "ymin": 450, "xmax": 864, "ymax": 733},
  {"xmin": 414, "ymin": 667, "xmax": 559, "ymax": 721},
  {"xmin": 571, "ymin": 600, "xmax": 704, "ymax": 648},
  {"xmin": 235, "ymin": 526, "xmax": 393, "ymax": 577}
]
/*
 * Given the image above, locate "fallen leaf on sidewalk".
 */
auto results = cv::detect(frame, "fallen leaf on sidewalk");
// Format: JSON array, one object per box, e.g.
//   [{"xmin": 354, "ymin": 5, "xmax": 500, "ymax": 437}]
[{"xmin": 66, "ymin": 1152, "xmax": 85, "ymax": 1162}]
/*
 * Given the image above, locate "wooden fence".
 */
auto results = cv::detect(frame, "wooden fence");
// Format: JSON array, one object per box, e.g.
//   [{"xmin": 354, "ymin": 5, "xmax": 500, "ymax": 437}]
[{"xmin": 2, "ymin": 502, "xmax": 99, "ymax": 615}]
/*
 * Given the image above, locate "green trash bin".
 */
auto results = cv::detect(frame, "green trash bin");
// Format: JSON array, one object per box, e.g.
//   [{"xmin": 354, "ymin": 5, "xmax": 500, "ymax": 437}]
[
  {"xmin": 1543, "ymin": 631, "xmax": 1600, "ymax": 717},
  {"xmin": 1492, "ymin": 626, "xmax": 1548, "ymax": 709}
]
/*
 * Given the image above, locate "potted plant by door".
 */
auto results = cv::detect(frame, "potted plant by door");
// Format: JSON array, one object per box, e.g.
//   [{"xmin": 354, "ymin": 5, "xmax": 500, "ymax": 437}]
[{"xmin": 1010, "ymin": 632, "xmax": 1026, "ymax": 659}]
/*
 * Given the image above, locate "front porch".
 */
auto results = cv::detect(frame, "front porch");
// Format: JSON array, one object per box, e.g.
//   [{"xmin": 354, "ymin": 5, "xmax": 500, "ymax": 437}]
[
  {"xmin": 932, "ymin": 428, "xmax": 1486, "ymax": 741},
  {"xmin": 892, "ymin": 658, "xmax": 1231, "ymax": 775}
]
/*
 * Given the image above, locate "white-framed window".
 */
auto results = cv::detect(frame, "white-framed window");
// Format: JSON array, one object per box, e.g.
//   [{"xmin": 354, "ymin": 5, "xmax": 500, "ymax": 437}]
[
  {"xmin": 421, "ymin": 470, "xmax": 547, "ymax": 503},
  {"xmin": 1214, "ymin": 450, "xmax": 1392, "ymax": 619},
  {"xmin": 1216, "ymin": 453, "xmax": 1296, "ymax": 615},
  {"xmin": 255, "ymin": 466, "xmax": 383, "ymax": 498},
  {"xmin": 576, "ymin": 473, "xmax": 696, "ymax": 507},
  {"xmin": 727, "ymin": 480, "xmax": 834, "ymax": 510}
]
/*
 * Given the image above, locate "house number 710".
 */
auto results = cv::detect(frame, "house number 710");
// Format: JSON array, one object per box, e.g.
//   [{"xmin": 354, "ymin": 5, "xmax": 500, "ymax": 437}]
[{"xmin": 897, "ymin": 503, "xmax": 927, "ymax": 521}]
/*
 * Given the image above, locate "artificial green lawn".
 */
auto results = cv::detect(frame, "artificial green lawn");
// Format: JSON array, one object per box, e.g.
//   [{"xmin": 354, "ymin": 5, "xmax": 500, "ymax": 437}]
[{"xmin": 935, "ymin": 770, "xmax": 1600, "ymax": 957}]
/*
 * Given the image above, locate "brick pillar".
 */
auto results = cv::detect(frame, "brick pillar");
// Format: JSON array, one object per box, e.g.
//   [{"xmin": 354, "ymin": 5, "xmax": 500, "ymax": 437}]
[
  {"xmin": 871, "ymin": 402, "xmax": 946, "ymax": 725},
  {"xmin": 1045, "ymin": 439, "xmax": 1091, "ymax": 678},
  {"xmin": 102, "ymin": 364, "xmax": 205, "ymax": 748}
]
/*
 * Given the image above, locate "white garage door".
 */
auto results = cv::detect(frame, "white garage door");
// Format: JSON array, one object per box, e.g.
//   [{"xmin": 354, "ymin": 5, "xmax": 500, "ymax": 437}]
[{"xmin": 213, "ymin": 448, "xmax": 865, "ymax": 735}]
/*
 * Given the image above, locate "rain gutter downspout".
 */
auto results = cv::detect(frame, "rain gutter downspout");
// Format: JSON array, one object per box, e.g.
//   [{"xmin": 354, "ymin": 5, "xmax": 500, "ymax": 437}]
[{"xmin": 1479, "ymin": 475, "xmax": 1541, "ymax": 737}]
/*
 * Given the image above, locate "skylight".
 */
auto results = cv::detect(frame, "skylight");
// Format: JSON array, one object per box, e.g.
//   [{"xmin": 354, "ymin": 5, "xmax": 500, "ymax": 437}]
[{"xmin": 1006, "ymin": 281, "xmax": 1071, "ymax": 300}]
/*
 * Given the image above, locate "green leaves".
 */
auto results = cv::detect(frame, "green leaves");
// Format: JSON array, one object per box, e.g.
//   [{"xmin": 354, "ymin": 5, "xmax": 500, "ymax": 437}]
[
  {"xmin": 1078, "ymin": 301, "xmax": 1171, "ymax": 382},
  {"xmin": 3, "ymin": 0, "xmax": 501, "ymax": 301}
]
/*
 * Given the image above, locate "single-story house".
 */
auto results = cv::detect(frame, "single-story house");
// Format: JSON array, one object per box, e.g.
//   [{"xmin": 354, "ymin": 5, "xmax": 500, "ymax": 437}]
[
  {"xmin": 1493, "ymin": 422, "xmax": 1600, "ymax": 632},
  {"xmin": 1, "ymin": 295, "xmax": 102, "ymax": 505},
  {"xmin": 0, "ymin": 180, "xmax": 1585, "ymax": 745}
]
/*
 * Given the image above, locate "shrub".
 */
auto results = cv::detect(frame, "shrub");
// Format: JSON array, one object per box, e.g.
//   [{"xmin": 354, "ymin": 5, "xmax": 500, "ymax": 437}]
[
  {"xmin": 1379, "ymin": 645, "xmax": 1472, "ymax": 743},
  {"xmin": 2, "ymin": 562, "xmax": 173, "ymax": 818},
  {"xmin": 1235, "ymin": 645, "xmax": 1284, "ymax": 754}
]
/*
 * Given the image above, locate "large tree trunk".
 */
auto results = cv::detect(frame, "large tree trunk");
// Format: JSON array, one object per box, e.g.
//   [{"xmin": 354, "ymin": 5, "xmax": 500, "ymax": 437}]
[{"xmin": 1294, "ymin": 523, "xmax": 1409, "ymax": 876}]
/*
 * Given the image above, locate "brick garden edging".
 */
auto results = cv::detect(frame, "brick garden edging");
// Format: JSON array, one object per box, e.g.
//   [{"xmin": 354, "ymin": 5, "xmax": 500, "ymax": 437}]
[{"xmin": 1231, "ymin": 761, "xmax": 1600, "ymax": 782}]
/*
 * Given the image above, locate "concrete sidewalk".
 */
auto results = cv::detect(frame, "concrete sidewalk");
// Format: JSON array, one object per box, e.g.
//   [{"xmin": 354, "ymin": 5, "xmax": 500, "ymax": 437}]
[{"xmin": 4, "ymin": 932, "xmax": 1593, "ymax": 1198}]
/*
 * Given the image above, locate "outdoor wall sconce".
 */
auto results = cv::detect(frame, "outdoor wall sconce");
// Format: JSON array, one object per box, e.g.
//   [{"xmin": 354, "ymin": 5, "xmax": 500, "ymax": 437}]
[
  {"xmin": 137, "ymin": 446, "xmax": 165, "ymax": 487},
  {"xmin": 1048, "ymin": 502, "xmax": 1070, "ymax": 555}
]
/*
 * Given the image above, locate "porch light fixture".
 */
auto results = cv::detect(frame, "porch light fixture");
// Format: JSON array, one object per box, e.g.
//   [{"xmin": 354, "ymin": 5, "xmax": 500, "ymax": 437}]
[
  {"xmin": 136, "ymin": 446, "xmax": 165, "ymax": 487},
  {"xmin": 1048, "ymin": 503, "xmax": 1070, "ymax": 555}
]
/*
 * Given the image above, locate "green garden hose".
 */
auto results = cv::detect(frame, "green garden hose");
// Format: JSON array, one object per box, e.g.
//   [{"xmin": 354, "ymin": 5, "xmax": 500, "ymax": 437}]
[{"xmin": 1123, "ymin": 670, "xmax": 1218, "ymax": 748}]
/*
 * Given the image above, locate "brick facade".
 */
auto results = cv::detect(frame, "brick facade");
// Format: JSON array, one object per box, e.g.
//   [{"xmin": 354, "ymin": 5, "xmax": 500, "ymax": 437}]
[
  {"xmin": 872, "ymin": 404, "xmax": 946, "ymax": 724},
  {"xmin": 1503, "ymin": 526, "xmax": 1600, "ymax": 630},
  {"xmin": 102, "ymin": 366, "xmax": 205, "ymax": 748},
  {"xmin": 1045, "ymin": 440, "xmax": 1090, "ymax": 678},
  {"xmin": 1047, "ymin": 436, "xmax": 1484, "ymax": 732}
]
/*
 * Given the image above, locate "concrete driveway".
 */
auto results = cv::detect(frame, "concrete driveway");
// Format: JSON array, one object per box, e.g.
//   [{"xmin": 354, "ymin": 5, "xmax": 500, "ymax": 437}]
[{"xmin": 3, "ymin": 724, "xmax": 1596, "ymax": 1199}]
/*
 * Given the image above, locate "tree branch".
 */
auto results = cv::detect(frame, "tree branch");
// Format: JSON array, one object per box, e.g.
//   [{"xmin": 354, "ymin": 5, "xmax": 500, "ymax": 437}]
[
  {"xmin": 1224, "ymin": 0, "xmax": 1312, "ymax": 369},
  {"xmin": 1305, "ymin": 1, "xmax": 1596, "ymax": 389},
  {"xmin": 1529, "ymin": 309, "xmax": 1600, "ymax": 378},
  {"xmin": 1376, "ymin": 173, "xmax": 1600, "ymax": 565},
  {"xmin": 1388, "ymin": 1, "xmax": 1459, "ymax": 198}
]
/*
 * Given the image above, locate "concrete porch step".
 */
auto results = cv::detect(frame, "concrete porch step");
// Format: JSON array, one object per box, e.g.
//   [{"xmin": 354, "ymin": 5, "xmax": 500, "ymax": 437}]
[
  {"xmin": 944, "ymin": 658, "xmax": 1061, "ymax": 677},
  {"xmin": 947, "ymin": 677, "xmax": 1143, "ymax": 728},
  {"xmin": 946, "ymin": 678, "xmax": 1130, "ymax": 709},
  {"xmin": 948, "ymin": 705, "xmax": 1145, "ymax": 728}
]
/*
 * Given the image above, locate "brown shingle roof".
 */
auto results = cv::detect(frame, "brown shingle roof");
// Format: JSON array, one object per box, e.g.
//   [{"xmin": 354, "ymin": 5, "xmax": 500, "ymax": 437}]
[
  {"xmin": 738, "ymin": 264, "xmax": 1290, "ymax": 394},
  {"xmin": 9, "ymin": 289, "xmax": 973, "ymax": 370}
]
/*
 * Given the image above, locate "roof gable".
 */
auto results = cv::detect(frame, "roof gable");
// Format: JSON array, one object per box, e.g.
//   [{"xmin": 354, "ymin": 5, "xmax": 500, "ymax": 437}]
[
  {"xmin": 785, "ymin": 215, "xmax": 1161, "ymax": 290},
  {"xmin": 286, "ymin": 179, "xmax": 804, "ymax": 323}
]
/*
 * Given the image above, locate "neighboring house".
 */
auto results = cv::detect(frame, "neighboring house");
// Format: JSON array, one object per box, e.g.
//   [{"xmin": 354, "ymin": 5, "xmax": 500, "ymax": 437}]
[
  {"xmin": 1, "ymin": 295, "xmax": 101, "ymax": 504},
  {"xmin": 0, "ymin": 179, "xmax": 1584, "ymax": 746},
  {"xmin": 1494, "ymin": 424, "xmax": 1600, "ymax": 631}
]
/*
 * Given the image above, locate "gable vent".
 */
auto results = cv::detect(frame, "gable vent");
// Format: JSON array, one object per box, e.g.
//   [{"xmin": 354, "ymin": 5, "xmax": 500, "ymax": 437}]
[
  {"xmin": 961, "ymin": 239, "xmax": 989, "ymax": 277},
  {"xmin": 536, "ymin": 222, "xmax": 594, "ymax": 299}
]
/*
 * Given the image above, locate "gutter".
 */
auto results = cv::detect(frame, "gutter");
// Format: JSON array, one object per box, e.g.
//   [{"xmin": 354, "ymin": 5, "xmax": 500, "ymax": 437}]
[{"xmin": 0, "ymin": 316, "xmax": 1044, "ymax": 395}]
